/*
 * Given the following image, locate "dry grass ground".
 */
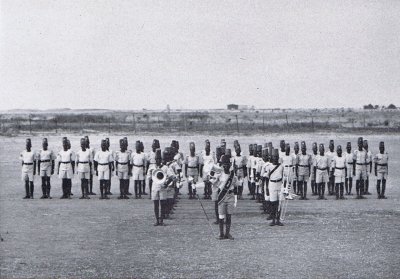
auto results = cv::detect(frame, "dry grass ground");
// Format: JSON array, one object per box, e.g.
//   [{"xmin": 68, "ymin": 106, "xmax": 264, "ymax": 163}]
[{"xmin": 1, "ymin": 134, "xmax": 399, "ymax": 279}]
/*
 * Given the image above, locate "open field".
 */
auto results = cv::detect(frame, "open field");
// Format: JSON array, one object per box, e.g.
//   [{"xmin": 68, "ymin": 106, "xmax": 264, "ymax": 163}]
[
  {"xmin": 1, "ymin": 134, "xmax": 400, "ymax": 278},
  {"xmin": 1, "ymin": 108, "xmax": 400, "ymax": 135}
]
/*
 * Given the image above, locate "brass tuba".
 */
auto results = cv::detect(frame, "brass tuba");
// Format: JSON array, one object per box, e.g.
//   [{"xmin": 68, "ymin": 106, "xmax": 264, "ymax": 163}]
[{"xmin": 152, "ymin": 169, "xmax": 167, "ymax": 185}]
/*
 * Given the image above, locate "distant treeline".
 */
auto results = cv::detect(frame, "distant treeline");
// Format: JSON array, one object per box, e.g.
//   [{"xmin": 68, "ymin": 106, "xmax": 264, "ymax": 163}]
[{"xmin": 1, "ymin": 109, "xmax": 399, "ymax": 135}]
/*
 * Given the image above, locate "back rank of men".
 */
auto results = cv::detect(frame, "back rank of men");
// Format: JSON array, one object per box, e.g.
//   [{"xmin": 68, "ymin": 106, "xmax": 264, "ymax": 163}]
[
  {"xmin": 20, "ymin": 138, "xmax": 36, "ymax": 199},
  {"xmin": 313, "ymin": 143, "xmax": 329, "ymax": 200},
  {"xmin": 297, "ymin": 141, "xmax": 311, "ymax": 200},
  {"xmin": 38, "ymin": 138, "xmax": 55, "ymax": 199}
]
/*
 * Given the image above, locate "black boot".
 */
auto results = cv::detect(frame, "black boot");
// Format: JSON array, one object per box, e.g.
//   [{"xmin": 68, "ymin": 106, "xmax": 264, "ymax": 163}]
[
  {"xmin": 23, "ymin": 181, "xmax": 30, "ymax": 199},
  {"xmin": 218, "ymin": 218, "xmax": 224, "ymax": 239},
  {"xmin": 29, "ymin": 182, "xmax": 34, "ymax": 199},
  {"xmin": 224, "ymin": 214, "xmax": 234, "ymax": 240}
]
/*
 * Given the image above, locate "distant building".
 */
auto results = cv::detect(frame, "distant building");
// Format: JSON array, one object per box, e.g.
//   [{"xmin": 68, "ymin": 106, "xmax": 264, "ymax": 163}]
[{"xmin": 227, "ymin": 104, "xmax": 239, "ymax": 110}]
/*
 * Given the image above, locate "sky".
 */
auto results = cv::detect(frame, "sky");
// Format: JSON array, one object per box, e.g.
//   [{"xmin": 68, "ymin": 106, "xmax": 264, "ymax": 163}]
[{"xmin": 0, "ymin": 0, "xmax": 399, "ymax": 110}]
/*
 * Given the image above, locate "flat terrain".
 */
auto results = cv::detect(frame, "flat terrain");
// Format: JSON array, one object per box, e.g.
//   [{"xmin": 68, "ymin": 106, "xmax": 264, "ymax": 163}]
[{"xmin": 1, "ymin": 134, "xmax": 400, "ymax": 279}]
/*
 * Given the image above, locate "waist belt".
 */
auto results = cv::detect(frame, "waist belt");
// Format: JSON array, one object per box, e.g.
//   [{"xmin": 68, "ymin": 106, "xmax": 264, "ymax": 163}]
[
  {"xmin": 118, "ymin": 162, "xmax": 128, "ymax": 165},
  {"xmin": 187, "ymin": 166, "xmax": 198, "ymax": 169},
  {"xmin": 40, "ymin": 160, "xmax": 50, "ymax": 163},
  {"xmin": 377, "ymin": 163, "xmax": 387, "ymax": 166},
  {"xmin": 149, "ymin": 162, "xmax": 156, "ymax": 165},
  {"xmin": 356, "ymin": 163, "xmax": 368, "ymax": 165},
  {"xmin": 23, "ymin": 162, "xmax": 33, "ymax": 165},
  {"xmin": 317, "ymin": 167, "xmax": 328, "ymax": 171},
  {"xmin": 298, "ymin": 165, "xmax": 309, "ymax": 167},
  {"xmin": 98, "ymin": 163, "xmax": 109, "ymax": 166},
  {"xmin": 347, "ymin": 162, "xmax": 354, "ymax": 165},
  {"xmin": 133, "ymin": 164, "xmax": 143, "ymax": 167},
  {"xmin": 284, "ymin": 165, "xmax": 293, "ymax": 167},
  {"xmin": 61, "ymin": 161, "xmax": 71, "ymax": 164},
  {"xmin": 79, "ymin": 161, "xmax": 89, "ymax": 164},
  {"xmin": 270, "ymin": 178, "xmax": 282, "ymax": 183},
  {"xmin": 335, "ymin": 167, "xmax": 345, "ymax": 170}
]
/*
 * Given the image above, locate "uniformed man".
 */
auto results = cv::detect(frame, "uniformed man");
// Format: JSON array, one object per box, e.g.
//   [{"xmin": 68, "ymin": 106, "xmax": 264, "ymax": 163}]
[
  {"xmin": 115, "ymin": 139, "xmax": 131, "ymax": 199},
  {"xmin": 292, "ymin": 142, "xmax": 300, "ymax": 195},
  {"xmin": 146, "ymin": 139, "xmax": 160, "ymax": 199},
  {"xmin": 171, "ymin": 140, "xmax": 184, "ymax": 196},
  {"xmin": 344, "ymin": 142, "xmax": 354, "ymax": 195},
  {"xmin": 85, "ymin": 136, "xmax": 96, "ymax": 195},
  {"xmin": 281, "ymin": 143, "xmax": 296, "ymax": 199},
  {"xmin": 200, "ymin": 140, "xmax": 216, "ymax": 200},
  {"xmin": 185, "ymin": 142, "xmax": 200, "ymax": 199},
  {"xmin": 278, "ymin": 140, "xmax": 286, "ymax": 162},
  {"xmin": 353, "ymin": 137, "xmax": 367, "ymax": 199},
  {"xmin": 264, "ymin": 149, "xmax": 285, "ymax": 226},
  {"xmin": 37, "ymin": 138, "xmax": 55, "ymax": 199},
  {"xmin": 325, "ymin": 140, "xmax": 335, "ymax": 195},
  {"xmin": 94, "ymin": 139, "xmax": 113, "ymax": 199},
  {"xmin": 123, "ymin": 137, "xmax": 133, "ymax": 196},
  {"xmin": 310, "ymin": 142, "xmax": 318, "ymax": 196},
  {"xmin": 76, "ymin": 138, "xmax": 93, "ymax": 199},
  {"xmin": 208, "ymin": 163, "xmax": 223, "ymax": 224},
  {"xmin": 332, "ymin": 145, "xmax": 347, "ymax": 200},
  {"xmin": 246, "ymin": 144, "xmax": 254, "ymax": 197},
  {"xmin": 363, "ymin": 140, "xmax": 373, "ymax": 195},
  {"xmin": 131, "ymin": 140, "xmax": 147, "ymax": 199},
  {"xmin": 374, "ymin": 142, "xmax": 389, "ymax": 199},
  {"xmin": 152, "ymin": 149, "xmax": 171, "ymax": 226},
  {"xmin": 104, "ymin": 138, "xmax": 115, "ymax": 195},
  {"xmin": 297, "ymin": 141, "xmax": 312, "ymax": 200},
  {"xmin": 259, "ymin": 147, "xmax": 271, "ymax": 215},
  {"xmin": 57, "ymin": 138, "xmax": 75, "ymax": 199},
  {"xmin": 164, "ymin": 147, "xmax": 181, "ymax": 219},
  {"xmin": 20, "ymin": 138, "xmax": 36, "ymax": 199},
  {"xmin": 254, "ymin": 145, "xmax": 264, "ymax": 202},
  {"xmin": 138, "ymin": 141, "xmax": 148, "ymax": 195},
  {"xmin": 232, "ymin": 143, "xmax": 247, "ymax": 200},
  {"xmin": 216, "ymin": 154, "xmax": 239, "ymax": 240},
  {"xmin": 313, "ymin": 143, "xmax": 329, "ymax": 200},
  {"xmin": 66, "ymin": 139, "xmax": 75, "ymax": 196}
]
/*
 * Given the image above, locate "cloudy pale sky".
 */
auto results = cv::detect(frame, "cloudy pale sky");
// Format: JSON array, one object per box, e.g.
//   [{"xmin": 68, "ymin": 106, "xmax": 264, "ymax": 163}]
[{"xmin": 0, "ymin": 0, "xmax": 399, "ymax": 110}]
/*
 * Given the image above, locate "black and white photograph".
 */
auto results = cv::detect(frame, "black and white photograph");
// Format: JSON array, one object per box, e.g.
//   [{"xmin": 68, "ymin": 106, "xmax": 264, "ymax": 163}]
[{"xmin": 0, "ymin": 1, "xmax": 399, "ymax": 278}]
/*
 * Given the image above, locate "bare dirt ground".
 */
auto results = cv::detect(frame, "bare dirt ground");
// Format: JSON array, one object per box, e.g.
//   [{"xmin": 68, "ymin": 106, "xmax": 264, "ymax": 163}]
[{"xmin": 1, "ymin": 134, "xmax": 399, "ymax": 279}]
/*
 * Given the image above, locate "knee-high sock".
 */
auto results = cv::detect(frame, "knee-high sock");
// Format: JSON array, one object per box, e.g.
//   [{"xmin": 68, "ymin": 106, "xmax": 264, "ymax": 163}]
[
  {"xmin": 321, "ymin": 183, "xmax": 325, "ymax": 197},
  {"xmin": 356, "ymin": 180, "xmax": 360, "ymax": 196},
  {"xmin": 134, "ymin": 181, "xmax": 138, "ymax": 196},
  {"xmin": 24, "ymin": 180, "xmax": 29, "ymax": 197},
  {"xmin": 317, "ymin": 183, "xmax": 322, "ymax": 197},
  {"xmin": 303, "ymin": 182, "xmax": 307, "ymax": 198},
  {"xmin": 215, "ymin": 201, "xmax": 219, "ymax": 222},
  {"xmin": 219, "ymin": 218, "xmax": 224, "ymax": 236},
  {"xmin": 382, "ymin": 179, "xmax": 386, "ymax": 197},
  {"xmin": 359, "ymin": 180, "xmax": 364, "ymax": 197},
  {"xmin": 225, "ymin": 214, "xmax": 232, "ymax": 236},
  {"xmin": 138, "ymin": 180, "xmax": 142, "ymax": 195},
  {"xmin": 46, "ymin": 177, "xmax": 51, "ymax": 197},
  {"xmin": 160, "ymin": 200, "xmax": 167, "ymax": 220},
  {"xmin": 41, "ymin": 177, "xmax": 46, "ymax": 196},
  {"xmin": 365, "ymin": 178, "xmax": 369, "ymax": 193},
  {"xmin": 89, "ymin": 174, "xmax": 93, "ymax": 193},
  {"xmin": 154, "ymin": 200, "xmax": 160, "ymax": 221},
  {"xmin": 119, "ymin": 179, "xmax": 123, "ymax": 196},
  {"xmin": 340, "ymin": 183, "xmax": 344, "ymax": 197},
  {"xmin": 349, "ymin": 178, "xmax": 353, "ymax": 194},
  {"xmin": 376, "ymin": 180, "xmax": 381, "ymax": 196},
  {"xmin": 335, "ymin": 183, "xmax": 339, "ymax": 198},
  {"xmin": 298, "ymin": 181, "xmax": 303, "ymax": 197},
  {"xmin": 81, "ymin": 179, "xmax": 85, "ymax": 196},
  {"xmin": 345, "ymin": 178, "xmax": 349, "ymax": 194},
  {"xmin": 142, "ymin": 180, "xmax": 146, "ymax": 193}
]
